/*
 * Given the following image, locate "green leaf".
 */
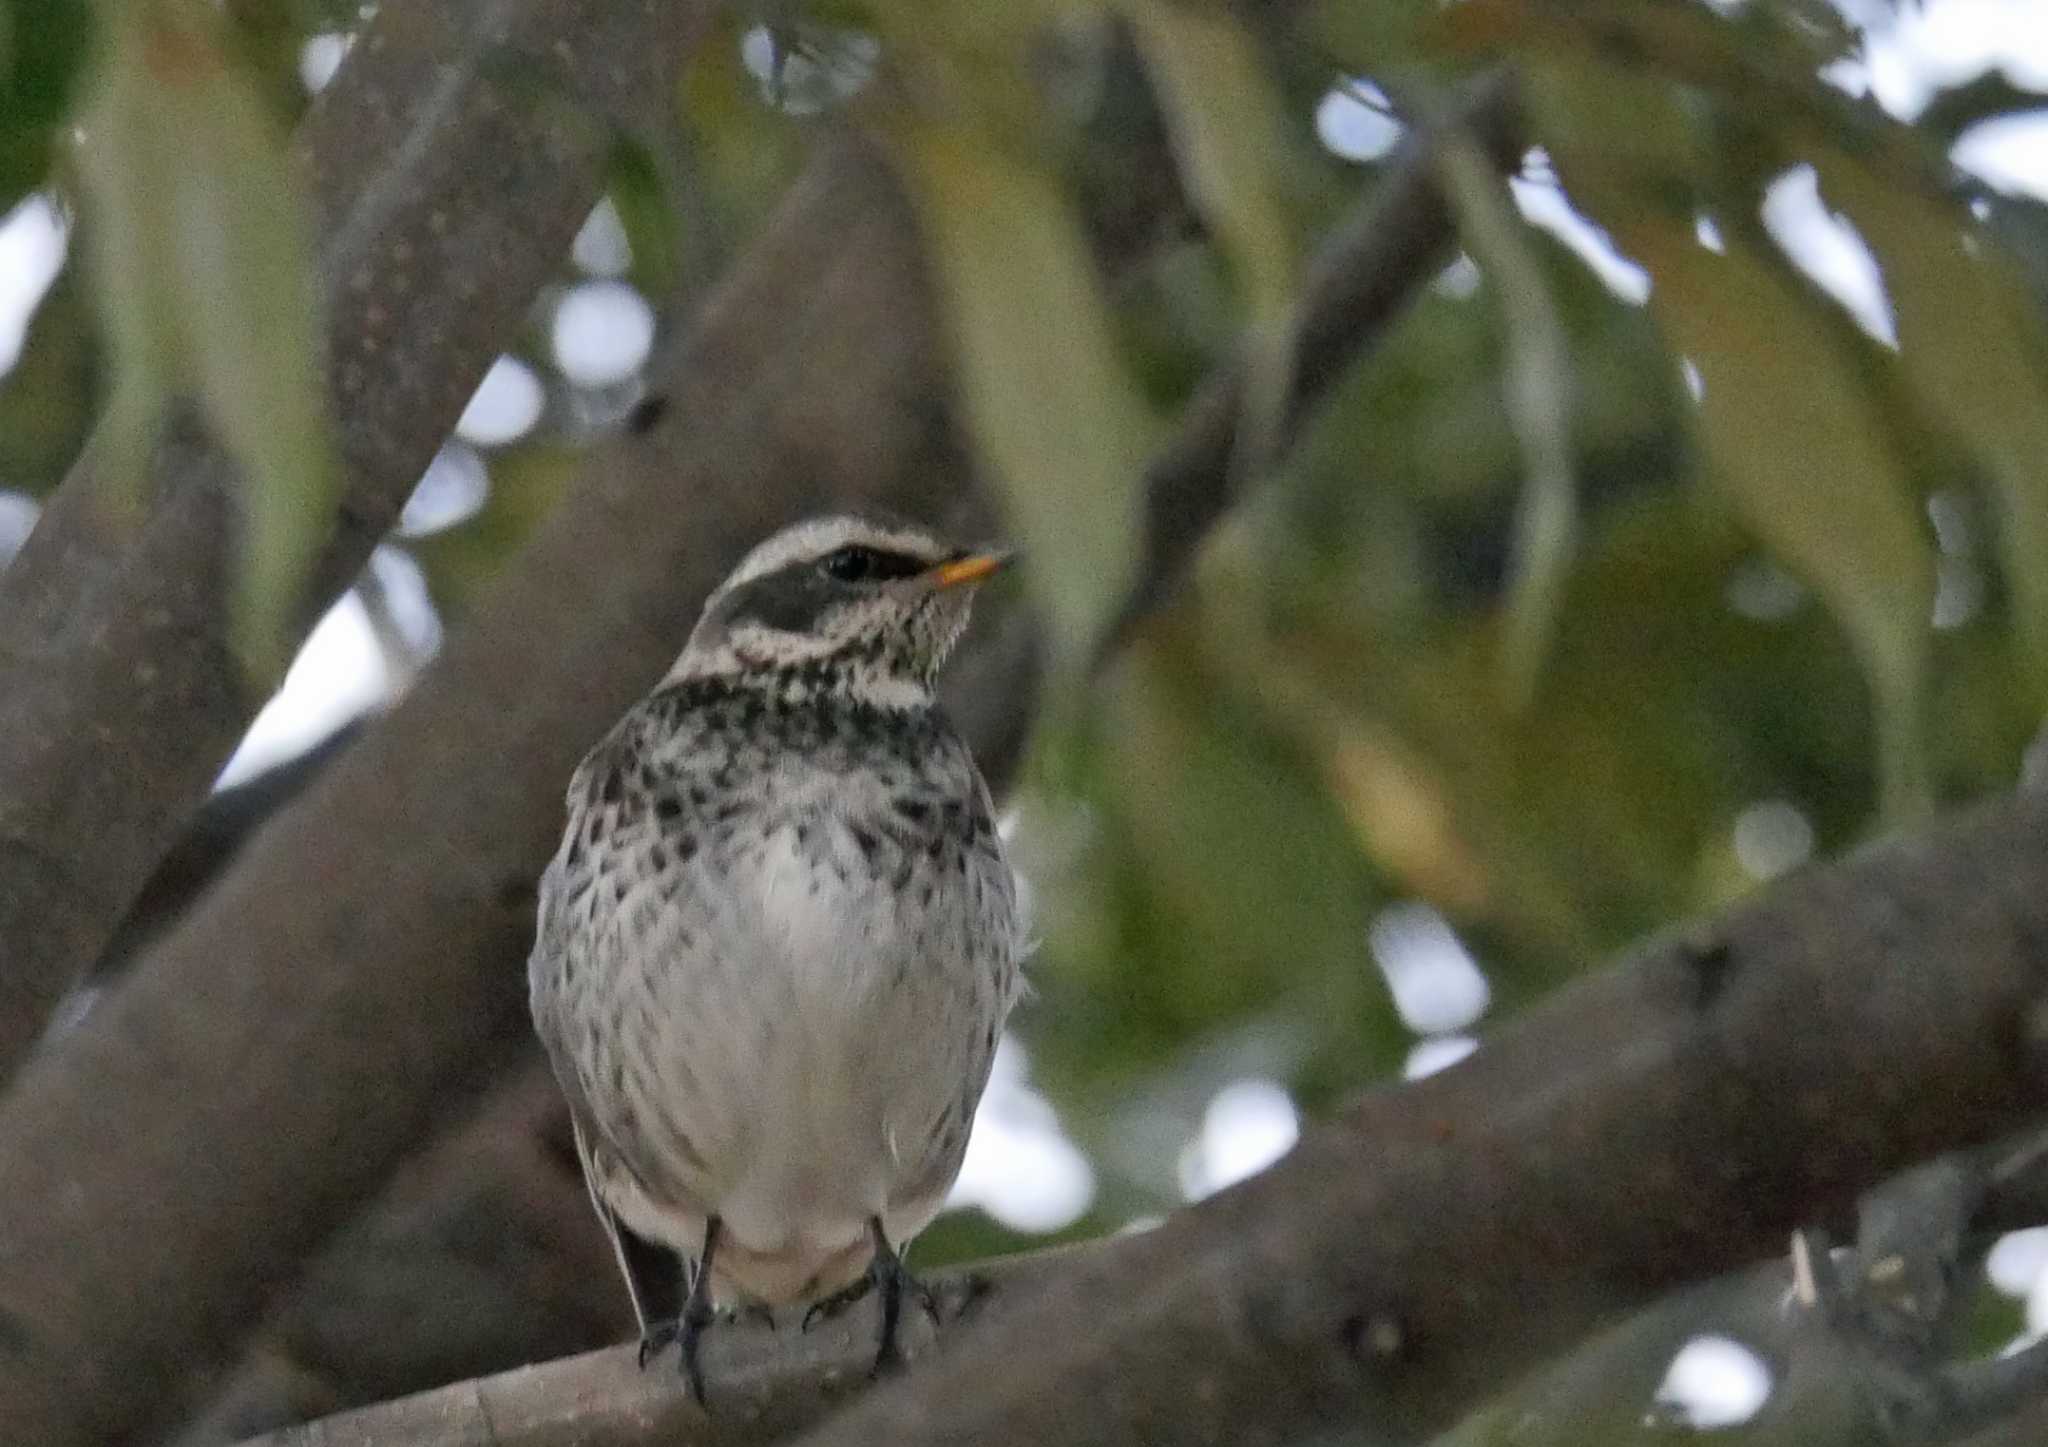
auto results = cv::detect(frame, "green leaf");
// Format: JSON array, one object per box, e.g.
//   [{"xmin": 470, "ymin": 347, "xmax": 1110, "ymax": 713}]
[
  {"xmin": 1122, "ymin": 0, "xmax": 1298, "ymax": 474},
  {"xmin": 0, "ymin": 0, "xmax": 95, "ymax": 207},
  {"xmin": 892, "ymin": 119, "xmax": 1158, "ymax": 669},
  {"xmin": 605, "ymin": 133, "xmax": 682, "ymax": 297},
  {"xmin": 78, "ymin": 0, "xmax": 337, "ymax": 684},
  {"xmin": 1814, "ymin": 147, "xmax": 2048, "ymax": 697},
  {"xmin": 1630, "ymin": 220, "xmax": 1936, "ymax": 822},
  {"xmin": 1433, "ymin": 130, "xmax": 1579, "ymax": 708},
  {"xmin": 1120, "ymin": 2, "xmax": 1295, "ymax": 311}
]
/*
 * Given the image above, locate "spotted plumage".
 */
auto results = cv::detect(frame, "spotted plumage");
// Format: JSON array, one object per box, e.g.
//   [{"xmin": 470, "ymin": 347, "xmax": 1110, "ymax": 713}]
[{"xmin": 527, "ymin": 515, "xmax": 1022, "ymax": 1402}]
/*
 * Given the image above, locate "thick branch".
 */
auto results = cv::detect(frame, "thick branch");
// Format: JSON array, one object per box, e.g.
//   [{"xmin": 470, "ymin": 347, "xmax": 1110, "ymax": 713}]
[
  {"xmin": 795, "ymin": 794, "xmax": 2048, "ymax": 1446},
  {"xmin": 231, "ymin": 789, "xmax": 2048, "ymax": 1447},
  {"xmin": 0, "ymin": 138, "xmax": 993, "ymax": 1447},
  {"xmin": 167, "ymin": 1064, "xmax": 619, "ymax": 1446},
  {"xmin": 0, "ymin": 62, "xmax": 1537, "ymax": 1447},
  {"xmin": 0, "ymin": 0, "xmax": 716, "ymax": 1080}
]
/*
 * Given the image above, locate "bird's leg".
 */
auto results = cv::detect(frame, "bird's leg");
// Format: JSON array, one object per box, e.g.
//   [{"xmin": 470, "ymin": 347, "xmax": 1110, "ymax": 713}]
[
  {"xmin": 677, "ymin": 1216, "xmax": 724, "ymax": 1407},
  {"xmin": 635, "ymin": 1253, "xmax": 690, "ymax": 1368},
  {"xmin": 865, "ymin": 1217, "xmax": 943, "ymax": 1376},
  {"xmin": 799, "ymin": 1217, "xmax": 940, "ymax": 1357}
]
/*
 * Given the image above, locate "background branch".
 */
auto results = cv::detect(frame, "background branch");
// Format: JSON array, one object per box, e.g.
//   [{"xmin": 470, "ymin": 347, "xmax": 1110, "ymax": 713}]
[
  {"xmin": 0, "ymin": 136, "xmax": 988, "ymax": 1447},
  {"xmin": 0, "ymin": 0, "xmax": 715, "ymax": 1081},
  {"xmin": 1094, "ymin": 69, "xmax": 1524, "ymax": 663},
  {"xmin": 0, "ymin": 60, "xmax": 1537, "ymax": 1440}
]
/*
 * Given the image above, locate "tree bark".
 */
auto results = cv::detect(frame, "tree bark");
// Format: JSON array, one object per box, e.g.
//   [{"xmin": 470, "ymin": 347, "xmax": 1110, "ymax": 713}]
[
  {"xmin": 0, "ymin": 0, "xmax": 716, "ymax": 1082},
  {"xmin": 163, "ymin": 1064, "xmax": 620, "ymax": 1447},
  {"xmin": 787, "ymin": 790, "xmax": 2048, "ymax": 1447},
  {"xmin": 232, "ymin": 788, "xmax": 2048, "ymax": 1447},
  {"xmin": 0, "ymin": 63, "xmax": 1534, "ymax": 1444},
  {"xmin": 0, "ymin": 136, "xmax": 981, "ymax": 1447}
]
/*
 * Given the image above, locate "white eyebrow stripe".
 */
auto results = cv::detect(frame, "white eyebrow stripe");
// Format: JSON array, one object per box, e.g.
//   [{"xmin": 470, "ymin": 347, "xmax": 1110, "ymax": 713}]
[{"xmin": 717, "ymin": 516, "xmax": 944, "ymax": 593}]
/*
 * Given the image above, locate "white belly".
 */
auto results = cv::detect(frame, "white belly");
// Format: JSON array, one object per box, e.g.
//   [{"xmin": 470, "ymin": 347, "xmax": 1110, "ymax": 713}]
[{"xmin": 597, "ymin": 812, "xmax": 1005, "ymax": 1301}]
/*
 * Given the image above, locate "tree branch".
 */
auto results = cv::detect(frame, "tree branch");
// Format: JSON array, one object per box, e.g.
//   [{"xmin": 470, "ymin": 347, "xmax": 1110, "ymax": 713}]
[
  {"xmin": 0, "ymin": 59, "xmax": 1538, "ymax": 1446},
  {"xmin": 229, "ymin": 788, "xmax": 2048, "ymax": 1447},
  {"xmin": 1093, "ymin": 68, "xmax": 1525, "ymax": 663},
  {"xmin": 0, "ymin": 0, "xmax": 717, "ymax": 1081},
  {"xmin": 0, "ymin": 135, "xmax": 993, "ymax": 1447},
  {"xmin": 166, "ymin": 1064, "xmax": 620, "ymax": 1446},
  {"xmin": 790, "ymin": 793, "xmax": 2048, "ymax": 1447}
]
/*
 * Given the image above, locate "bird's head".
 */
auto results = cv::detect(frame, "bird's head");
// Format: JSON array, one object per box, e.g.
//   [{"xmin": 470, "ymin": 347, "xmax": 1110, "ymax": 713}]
[{"xmin": 672, "ymin": 514, "xmax": 1010, "ymax": 707}]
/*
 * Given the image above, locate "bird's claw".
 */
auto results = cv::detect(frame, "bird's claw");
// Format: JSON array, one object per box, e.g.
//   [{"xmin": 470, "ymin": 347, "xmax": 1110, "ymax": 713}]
[
  {"xmin": 637, "ymin": 1317, "xmax": 680, "ymax": 1370},
  {"xmin": 802, "ymin": 1275, "xmax": 874, "ymax": 1333}
]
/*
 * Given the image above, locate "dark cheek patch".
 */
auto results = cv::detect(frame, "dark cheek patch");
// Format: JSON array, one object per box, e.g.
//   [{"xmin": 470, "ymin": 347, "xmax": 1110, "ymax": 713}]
[{"xmin": 720, "ymin": 568, "xmax": 835, "ymax": 635}]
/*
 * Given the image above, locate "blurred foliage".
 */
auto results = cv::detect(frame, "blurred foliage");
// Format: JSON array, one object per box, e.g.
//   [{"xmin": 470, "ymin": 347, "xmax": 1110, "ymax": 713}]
[
  {"xmin": 0, "ymin": 0, "xmax": 93, "ymax": 210},
  {"xmin": 7, "ymin": 0, "xmax": 2048, "ymax": 1425},
  {"xmin": 75, "ymin": 0, "xmax": 336, "ymax": 681}
]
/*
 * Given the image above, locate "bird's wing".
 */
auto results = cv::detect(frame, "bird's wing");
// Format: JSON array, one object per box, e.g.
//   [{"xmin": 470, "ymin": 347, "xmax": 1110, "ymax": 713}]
[
  {"xmin": 531, "ymin": 851, "xmax": 681, "ymax": 1335},
  {"xmin": 566, "ymin": 1109, "xmax": 681, "ymax": 1335}
]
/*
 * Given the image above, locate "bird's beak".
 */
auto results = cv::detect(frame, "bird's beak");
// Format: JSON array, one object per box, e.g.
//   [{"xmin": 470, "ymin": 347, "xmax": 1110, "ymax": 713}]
[{"xmin": 924, "ymin": 549, "xmax": 1013, "ymax": 591}]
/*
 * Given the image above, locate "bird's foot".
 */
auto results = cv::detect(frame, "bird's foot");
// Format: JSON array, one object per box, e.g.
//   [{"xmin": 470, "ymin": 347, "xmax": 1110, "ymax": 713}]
[
  {"xmin": 677, "ymin": 1291, "xmax": 717, "ymax": 1407},
  {"xmin": 801, "ymin": 1274, "xmax": 874, "ymax": 1333},
  {"xmin": 800, "ymin": 1222, "xmax": 942, "ymax": 1374},
  {"xmin": 637, "ymin": 1317, "xmax": 680, "ymax": 1370},
  {"xmin": 721, "ymin": 1300, "xmax": 777, "ymax": 1330}
]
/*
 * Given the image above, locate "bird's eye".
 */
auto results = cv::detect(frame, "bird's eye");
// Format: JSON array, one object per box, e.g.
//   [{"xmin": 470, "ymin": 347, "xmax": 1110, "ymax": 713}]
[
  {"xmin": 818, "ymin": 546, "xmax": 925, "ymax": 584},
  {"xmin": 820, "ymin": 546, "xmax": 877, "ymax": 583}
]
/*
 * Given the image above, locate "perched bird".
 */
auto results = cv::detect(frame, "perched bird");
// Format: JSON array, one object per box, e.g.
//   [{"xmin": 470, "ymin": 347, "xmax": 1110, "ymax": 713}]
[{"xmin": 528, "ymin": 514, "xmax": 1023, "ymax": 1403}]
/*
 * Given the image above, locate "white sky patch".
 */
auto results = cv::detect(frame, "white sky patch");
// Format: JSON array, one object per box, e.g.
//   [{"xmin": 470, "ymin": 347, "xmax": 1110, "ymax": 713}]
[
  {"xmin": 1934, "ymin": 556, "xmax": 1985, "ymax": 629},
  {"xmin": 1178, "ymin": 1078, "xmax": 1300, "ymax": 1200},
  {"xmin": 366, "ymin": 546, "xmax": 443, "ymax": 658},
  {"xmin": 217, "ymin": 547, "xmax": 440, "ymax": 788},
  {"xmin": 298, "ymin": 32, "xmax": 353, "ymax": 93},
  {"xmin": 2024, "ymin": 1261, "xmax": 2048, "ymax": 1334},
  {"xmin": 1509, "ymin": 171, "xmax": 1651, "ymax": 304},
  {"xmin": 1820, "ymin": 0, "xmax": 2048, "ymax": 202},
  {"xmin": 738, "ymin": 25, "xmax": 880, "ymax": 116},
  {"xmin": 1989, "ymin": 1228, "xmax": 2048, "ymax": 1296},
  {"xmin": 0, "ymin": 195, "xmax": 68, "ymax": 377},
  {"xmin": 1761, "ymin": 165, "xmax": 1898, "ymax": 346},
  {"xmin": 0, "ymin": 490, "xmax": 38, "ymax": 566},
  {"xmin": 399, "ymin": 443, "xmax": 490, "ymax": 537},
  {"xmin": 1830, "ymin": 0, "xmax": 2048, "ymax": 118},
  {"xmin": 1316, "ymin": 80, "xmax": 1405, "ymax": 163},
  {"xmin": 572, "ymin": 196, "xmax": 634, "ymax": 278},
  {"xmin": 1652, "ymin": 1335, "xmax": 1773, "ymax": 1429},
  {"xmin": 1928, "ymin": 491, "xmax": 1975, "ymax": 555},
  {"xmin": 1732, "ymin": 799, "xmax": 1816, "ymax": 881},
  {"xmin": 1953, "ymin": 113, "xmax": 2048, "ymax": 198},
  {"xmin": 1404, "ymin": 1034, "xmax": 1478, "ymax": 1080},
  {"xmin": 1433, "ymin": 253, "xmax": 1482, "ymax": 299},
  {"xmin": 552, "ymin": 280, "xmax": 655, "ymax": 388},
  {"xmin": 1370, "ymin": 902, "xmax": 1490, "ymax": 1035},
  {"xmin": 455, "ymin": 355, "xmax": 544, "ymax": 447},
  {"xmin": 947, "ymin": 1035, "xmax": 1094, "ymax": 1233},
  {"xmin": 217, "ymin": 591, "xmax": 391, "ymax": 789}
]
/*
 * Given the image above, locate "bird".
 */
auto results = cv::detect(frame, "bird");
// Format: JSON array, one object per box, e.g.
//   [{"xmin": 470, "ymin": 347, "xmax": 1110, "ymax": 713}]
[{"xmin": 527, "ymin": 513, "xmax": 1024, "ymax": 1405}]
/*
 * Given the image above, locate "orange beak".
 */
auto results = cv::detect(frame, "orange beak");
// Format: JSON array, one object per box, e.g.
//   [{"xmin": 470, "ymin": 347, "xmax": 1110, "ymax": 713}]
[{"xmin": 925, "ymin": 549, "xmax": 1012, "ymax": 590}]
